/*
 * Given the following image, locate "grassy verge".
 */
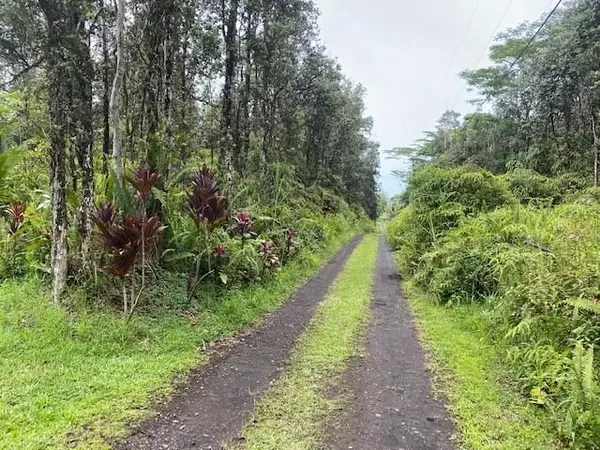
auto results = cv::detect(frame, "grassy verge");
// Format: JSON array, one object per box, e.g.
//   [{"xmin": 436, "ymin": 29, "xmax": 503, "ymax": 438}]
[
  {"xmin": 0, "ymin": 233, "xmax": 354, "ymax": 450},
  {"xmin": 230, "ymin": 235, "xmax": 378, "ymax": 450},
  {"xmin": 404, "ymin": 281, "xmax": 559, "ymax": 449}
]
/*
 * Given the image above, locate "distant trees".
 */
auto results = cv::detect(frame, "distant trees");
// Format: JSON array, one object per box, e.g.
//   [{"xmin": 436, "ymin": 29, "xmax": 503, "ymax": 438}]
[{"xmin": 392, "ymin": 0, "xmax": 600, "ymax": 183}]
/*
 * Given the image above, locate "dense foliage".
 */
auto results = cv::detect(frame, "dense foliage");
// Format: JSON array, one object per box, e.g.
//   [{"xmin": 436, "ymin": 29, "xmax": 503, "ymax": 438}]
[
  {"xmin": 386, "ymin": 5, "xmax": 600, "ymax": 444},
  {"xmin": 388, "ymin": 165, "xmax": 600, "ymax": 447},
  {"xmin": 0, "ymin": 0, "xmax": 378, "ymax": 303}
]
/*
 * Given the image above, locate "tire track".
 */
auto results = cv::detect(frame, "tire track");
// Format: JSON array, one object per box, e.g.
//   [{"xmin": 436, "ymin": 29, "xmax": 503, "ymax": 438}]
[
  {"xmin": 329, "ymin": 237, "xmax": 455, "ymax": 450},
  {"xmin": 116, "ymin": 236, "xmax": 362, "ymax": 450}
]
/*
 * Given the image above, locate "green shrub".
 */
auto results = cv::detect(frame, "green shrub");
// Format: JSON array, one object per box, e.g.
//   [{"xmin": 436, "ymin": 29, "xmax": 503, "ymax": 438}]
[
  {"xmin": 387, "ymin": 165, "xmax": 514, "ymax": 274},
  {"xmin": 566, "ymin": 186, "xmax": 600, "ymax": 205},
  {"xmin": 389, "ymin": 164, "xmax": 600, "ymax": 447},
  {"xmin": 408, "ymin": 165, "xmax": 514, "ymax": 214},
  {"xmin": 410, "ymin": 202, "xmax": 600, "ymax": 447},
  {"xmin": 556, "ymin": 172, "xmax": 590, "ymax": 195},
  {"xmin": 502, "ymin": 168, "xmax": 562, "ymax": 206}
]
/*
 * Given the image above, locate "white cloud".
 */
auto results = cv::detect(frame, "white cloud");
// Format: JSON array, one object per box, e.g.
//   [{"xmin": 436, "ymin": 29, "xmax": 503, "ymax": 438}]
[{"xmin": 316, "ymin": 0, "xmax": 555, "ymax": 194}]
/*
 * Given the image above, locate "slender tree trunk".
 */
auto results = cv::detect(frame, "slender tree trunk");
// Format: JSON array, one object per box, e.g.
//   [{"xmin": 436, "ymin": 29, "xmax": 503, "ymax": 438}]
[
  {"xmin": 111, "ymin": 0, "xmax": 126, "ymax": 183},
  {"xmin": 40, "ymin": 0, "xmax": 69, "ymax": 302},
  {"xmin": 592, "ymin": 112, "xmax": 600, "ymax": 186},
  {"xmin": 221, "ymin": 0, "xmax": 239, "ymax": 192},
  {"xmin": 74, "ymin": 31, "xmax": 94, "ymax": 267},
  {"xmin": 101, "ymin": 8, "xmax": 111, "ymax": 175}
]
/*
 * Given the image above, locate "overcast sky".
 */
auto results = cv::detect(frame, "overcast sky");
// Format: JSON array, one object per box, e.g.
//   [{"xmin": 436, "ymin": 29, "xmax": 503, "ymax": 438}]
[{"xmin": 316, "ymin": 0, "xmax": 555, "ymax": 195}]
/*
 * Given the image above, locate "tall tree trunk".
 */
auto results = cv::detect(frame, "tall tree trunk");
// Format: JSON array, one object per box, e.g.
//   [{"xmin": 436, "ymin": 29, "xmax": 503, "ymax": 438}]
[
  {"xmin": 39, "ymin": 0, "xmax": 69, "ymax": 302},
  {"xmin": 111, "ymin": 0, "xmax": 126, "ymax": 183},
  {"xmin": 101, "ymin": 7, "xmax": 111, "ymax": 175},
  {"xmin": 221, "ymin": 0, "xmax": 239, "ymax": 192},
  {"xmin": 592, "ymin": 112, "xmax": 600, "ymax": 186},
  {"xmin": 73, "ymin": 25, "xmax": 94, "ymax": 266},
  {"xmin": 236, "ymin": 9, "xmax": 255, "ymax": 175}
]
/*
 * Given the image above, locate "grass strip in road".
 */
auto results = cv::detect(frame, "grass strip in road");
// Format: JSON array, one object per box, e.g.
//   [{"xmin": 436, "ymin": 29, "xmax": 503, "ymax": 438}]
[
  {"xmin": 404, "ymin": 281, "xmax": 559, "ymax": 450},
  {"xmin": 0, "ymin": 233, "xmax": 354, "ymax": 450},
  {"xmin": 231, "ymin": 235, "xmax": 378, "ymax": 450}
]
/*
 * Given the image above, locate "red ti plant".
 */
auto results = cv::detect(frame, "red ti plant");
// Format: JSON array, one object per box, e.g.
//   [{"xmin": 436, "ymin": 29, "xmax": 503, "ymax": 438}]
[
  {"xmin": 231, "ymin": 211, "xmax": 255, "ymax": 244},
  {"xmin": 282, "ymin": 227, "xmax": 299, "ymax": 264},
  {"xmin": 93, "ymin": 171, "xmax": 164, "ymax": 319},
  {"xmin": 188, "ymin": 167, "xmax": 229, "ymax": 231},
  {"xmin": 213, "ymin": 243, "xmax": 228, "ymax": 259},
  {"xmin": 128, "ymin": 166, "xmax": 162, "ymax": 318},
  {"xmin": 187, "ymin": 167, "xmax": 229, "ymax": 298},
  {"xmin": 259, "ymin": 240, "xmax": 280, "ymax": 272},
  {"xmin": 6, "ymin": 202, "xmax": 26, "ymax": 235},
  {"xmin": 126, "ymin": 166, "xmax": 162, "ymax": 202},
  {"xmin": 93, "ymin": 205, "xmax": 163, "ymax": 280},
  {"xmin": 3, "ymin": 202, "xmax": 27, "ymax": 277},
  {"xmin": 213, "ymin": 243, "xmax": 229, "ymax": 284}
]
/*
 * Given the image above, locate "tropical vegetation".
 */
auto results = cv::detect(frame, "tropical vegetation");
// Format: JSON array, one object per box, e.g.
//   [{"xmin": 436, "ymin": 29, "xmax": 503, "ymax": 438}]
[{"xmin": 387, "ymin": 2, "xmax": 600, "ymax": 446}]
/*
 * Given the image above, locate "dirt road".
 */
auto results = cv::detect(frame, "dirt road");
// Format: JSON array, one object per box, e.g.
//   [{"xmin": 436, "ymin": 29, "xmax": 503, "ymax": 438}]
[
  {"xmin": 328, "ymin": 237, "xmax": 455, "ymax": 450},
  {"xmin": 117, "ymin": 237, "xmax": 361, "ymax": 450}
]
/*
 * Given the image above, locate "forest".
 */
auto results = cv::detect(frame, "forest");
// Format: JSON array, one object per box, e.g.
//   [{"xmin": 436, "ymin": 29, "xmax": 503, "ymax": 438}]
[
  {"xmin": 0, "ymin": 0, "xmax": 379, "ymax": 302},
  {"xmin": 387, "ymin": 0, "xmax": 600, "ymax": 448},
  {"xmin": 0, "ymin": 0, "xmax": 378, "ymax": 448}
]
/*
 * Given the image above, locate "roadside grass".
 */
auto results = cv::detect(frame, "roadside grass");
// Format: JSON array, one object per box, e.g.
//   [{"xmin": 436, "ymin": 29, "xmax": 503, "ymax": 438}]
[
  {"xmin": 0, "ymin": 234, "xmax": 353, "ymax": 450},
  {"xmin": 230, "ymin": 235, "xmax": 378, "ymax": 450},
  {"xmin": 404, "ymin": 281, "xmax": 560, "ymax": 450}
]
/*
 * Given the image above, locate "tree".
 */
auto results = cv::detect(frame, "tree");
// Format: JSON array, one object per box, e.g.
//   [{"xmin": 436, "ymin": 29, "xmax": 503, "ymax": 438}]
[{"xmin": 111, "ymin": 0, "xmax": 125, "ymax": 182}]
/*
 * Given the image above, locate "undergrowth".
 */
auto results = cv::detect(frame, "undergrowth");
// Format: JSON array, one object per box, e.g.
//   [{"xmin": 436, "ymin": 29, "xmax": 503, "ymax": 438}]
[
  {"xmin": 387, "ymin": 164, "xmax": 600, "ymax": 448},
  {"xmin": 405, "ymin": 282, "xmax": 558, "ymax": 449}
]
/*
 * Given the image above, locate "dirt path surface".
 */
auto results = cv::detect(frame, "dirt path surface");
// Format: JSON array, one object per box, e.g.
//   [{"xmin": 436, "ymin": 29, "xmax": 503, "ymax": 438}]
[
  {"xmin": 329, "ymin": 237, "xmax": 455, "ymax": 450},
  {"xmin": 116, "ymin": 236, "xmax": 361, "ymax": 450}
]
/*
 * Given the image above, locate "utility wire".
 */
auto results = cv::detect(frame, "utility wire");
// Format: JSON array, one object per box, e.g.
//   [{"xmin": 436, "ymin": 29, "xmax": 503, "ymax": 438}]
[
  {"xmin": 442, "ymin": 0, "xmax": 482, "ymax": 106},
  {"xmin": 449, "ymin": 0, "xmax": 515, "ymax": 112},
  {"xmin": 470, "ymin": 0, "xmax": 564, "ymax": 113},
  {"xmin": 507, "ymin": 0, "xmax": 565, "ymax": 72}
]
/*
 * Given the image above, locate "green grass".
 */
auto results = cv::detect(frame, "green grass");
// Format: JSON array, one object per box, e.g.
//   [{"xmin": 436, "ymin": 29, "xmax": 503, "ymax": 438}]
[
  {"xmin": 231, "ymin": 235, "xmax": 378, "ymax": 450},
  {"xmin": 0, "ymin": 234, "xmax": 353, "ymax": 450},
  {"xmin": 404, "ymin": 282, "xmax": 560, "ymax": 449}
]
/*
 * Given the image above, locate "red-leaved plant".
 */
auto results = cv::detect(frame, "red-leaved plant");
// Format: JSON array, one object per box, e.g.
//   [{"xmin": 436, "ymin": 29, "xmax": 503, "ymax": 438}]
[
  {"xmin": 126, "ymin": 166, "xmax": 162, "ymax": 202},
  {"xmin": 282, "ymin": 227, "xmax": 299, "ymax": 264},
  {"xmin": 187, "ymin": 167, "xmax": 229, "ymax": 298},
  {"xmin": 231, "ymin": 211, "xmax": 255, "ymax": 243},
  {"xmin": 188, "ymin": 167, "xmax": 229, "ymax": 231},
  {"xmin": 93, "ymin": 166, "xmax": 163, "ymax": 320},
  {"xmin": 259, "ymin": 240, "xmax": 280, "ymax": 271},
  {"xmin": 92, "ymin": 203, "xmax": 164, "ymax": 315},
  {"xmin": 6, "ymin": 202, "xmax": 26, "ymax": 235},
  {"xmin": 92, "ymin": 204, "xmax": 162, "ymax": 278},
  {"xmin": 213, "ymin": 243, "xmax": 228, "ymax": 258}
]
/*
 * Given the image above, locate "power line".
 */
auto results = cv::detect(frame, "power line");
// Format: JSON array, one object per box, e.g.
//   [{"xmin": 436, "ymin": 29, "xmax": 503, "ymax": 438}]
[
  {"xmin": 507, "ymin": 0, "xmax": 565, "ymax": 72},
  {"xmin": 449, "ymin": 0, "xmax": 515, "ymax": 112},
  {"xmin": 442, "ymin": 0, "xmax": 482, "ymax": 105},
  {"xmin": 470, "ymin": 0, "xmax": 565, "ymax": 115},
  {"xmin": 472, "ymin": 0, "xmax": 515, "ymax": 74}
]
